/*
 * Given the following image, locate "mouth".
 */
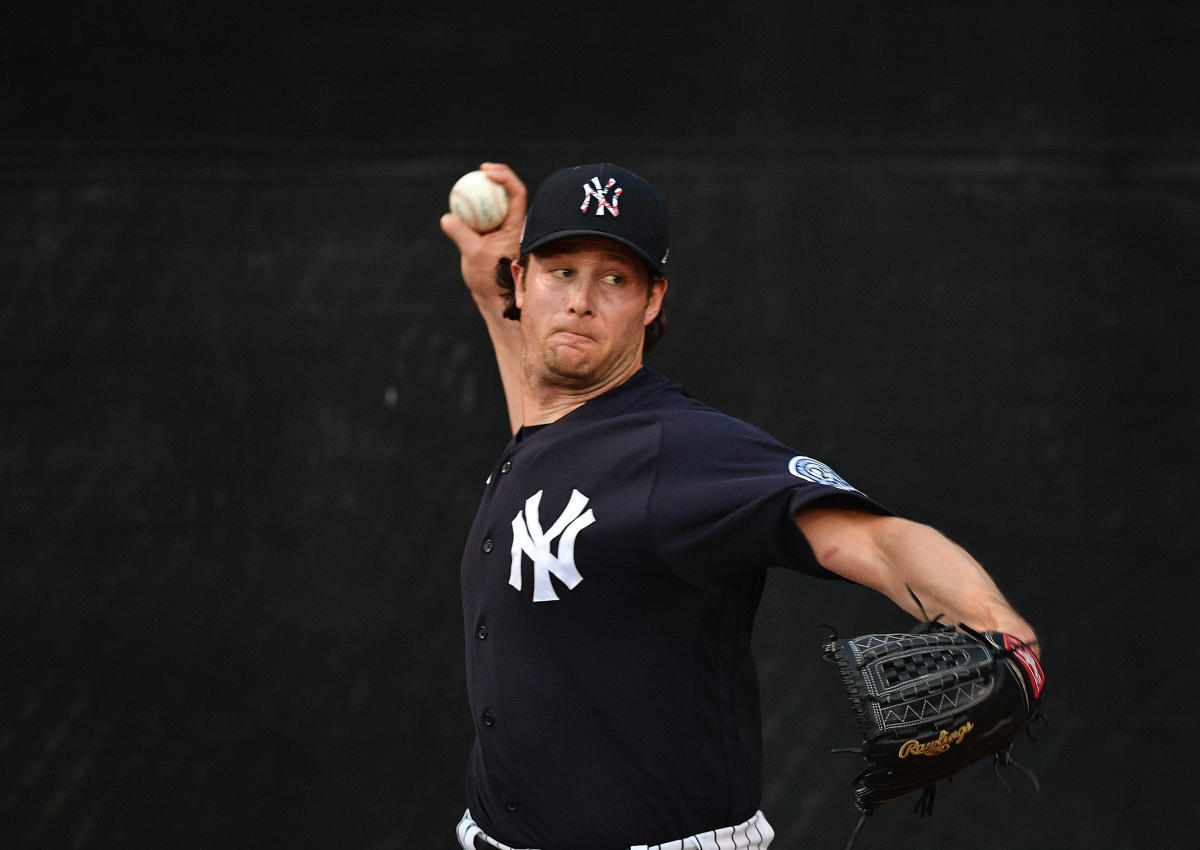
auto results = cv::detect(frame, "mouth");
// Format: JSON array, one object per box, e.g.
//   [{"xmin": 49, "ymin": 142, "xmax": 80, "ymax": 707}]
[{"xmin": 552, "ymin": 329, "xmax": 595, "ymax": 344}]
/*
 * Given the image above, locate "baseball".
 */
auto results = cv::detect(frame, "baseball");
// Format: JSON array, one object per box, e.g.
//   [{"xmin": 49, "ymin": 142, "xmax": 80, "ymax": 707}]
[{"xmin": 449, "ymin": 170, "xmax": 509, "ymax": 232}]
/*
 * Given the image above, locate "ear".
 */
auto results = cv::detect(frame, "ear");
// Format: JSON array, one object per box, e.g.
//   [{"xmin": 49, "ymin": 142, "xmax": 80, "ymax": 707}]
[
  {"xmin": 512, "ymin": 260, "xmax": 526, "ymax": 310},
  {"xmin": 644, "ymin": 277, "xmax": 668, "ymax": 326}
]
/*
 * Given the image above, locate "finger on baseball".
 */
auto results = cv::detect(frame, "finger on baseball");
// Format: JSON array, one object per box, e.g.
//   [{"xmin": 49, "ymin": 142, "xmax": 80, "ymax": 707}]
[
  {"xmin": 479, "ymin": 162, "xmax": 528, "ymax": 219},
  {"xmin": 479, "ymin": 161, "xmax": 523, "ymax": 194}
]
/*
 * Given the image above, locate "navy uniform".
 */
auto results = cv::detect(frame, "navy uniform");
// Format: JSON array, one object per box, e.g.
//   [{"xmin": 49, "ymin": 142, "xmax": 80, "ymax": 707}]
[{"xmin": 455, "ymin": 165, "xmax": 888, "ymax": 850}]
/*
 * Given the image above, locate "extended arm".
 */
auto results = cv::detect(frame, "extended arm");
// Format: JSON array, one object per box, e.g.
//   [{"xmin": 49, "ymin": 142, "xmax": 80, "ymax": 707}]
[
  {"xmin": 795, "ymin": 505, "xmax": 1039, "ymax": 654},
  {"xmin": 440, "ymin": 162, "xmax": 526, "ymax": 434}
]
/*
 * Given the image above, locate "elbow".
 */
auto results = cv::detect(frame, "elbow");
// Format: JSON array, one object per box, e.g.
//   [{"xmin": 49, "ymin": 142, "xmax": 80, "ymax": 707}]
[
  {"xmin": 797, "ymin": 506, "xmax": 897, "ymax": 590},
  {"xmin": 814, "ymin": 542, "xmax": 843, "ymax": 571},
  {"xmin": 815, "ymin": 531, "xmax": 892, "ymax": 592}
]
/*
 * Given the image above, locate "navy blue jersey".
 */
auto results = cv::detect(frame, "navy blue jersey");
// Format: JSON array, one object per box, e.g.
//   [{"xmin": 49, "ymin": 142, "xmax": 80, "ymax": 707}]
[{"xmin": 460, "ymin": 368, "xmax": 887, "ymax": 849}]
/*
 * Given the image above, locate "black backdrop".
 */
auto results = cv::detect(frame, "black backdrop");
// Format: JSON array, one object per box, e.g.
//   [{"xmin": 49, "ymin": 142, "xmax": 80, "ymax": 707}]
[{"xmin": 3, "ymin": 3, "xmax": 1197, "ymax": 848}]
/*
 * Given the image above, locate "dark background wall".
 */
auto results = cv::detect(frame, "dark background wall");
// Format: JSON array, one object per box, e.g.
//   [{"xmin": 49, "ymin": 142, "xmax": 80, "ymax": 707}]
[{"xmin": 3, "ymin": 3, "xmax": 1196, "ymax": 848}]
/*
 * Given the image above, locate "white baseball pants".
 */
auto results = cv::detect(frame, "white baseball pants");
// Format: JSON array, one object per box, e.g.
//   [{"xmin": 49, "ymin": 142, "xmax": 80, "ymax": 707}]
[{"xmin": 457, "ymin": 808, "xmax": 775, "ymax": 850}]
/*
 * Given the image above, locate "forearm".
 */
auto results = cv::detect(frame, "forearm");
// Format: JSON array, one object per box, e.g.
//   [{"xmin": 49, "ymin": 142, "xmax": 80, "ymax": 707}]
[
  {"xmin": 474, "ymin": 295, "xmax": 524, "ymax": 433},
  {"xmin": 874, "ymin": 520, "xmax": 1033, "ymax": 640},
  {"xmin": 802, "ymin": 509, "xmax": 1039, "ymax": 652},
  {"xmin": 440, "ymin": 162, "xmax": 528, "ymax": 433}
]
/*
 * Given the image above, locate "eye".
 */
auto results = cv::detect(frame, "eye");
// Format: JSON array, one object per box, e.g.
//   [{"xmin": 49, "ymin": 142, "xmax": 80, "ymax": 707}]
[
  {"xmin": 551, "ymin": 268, "xmax": 573, "ymax": 280},
  {"xmin": 602, "ymin": 273, "xmax": 625, "ymax": 286}
]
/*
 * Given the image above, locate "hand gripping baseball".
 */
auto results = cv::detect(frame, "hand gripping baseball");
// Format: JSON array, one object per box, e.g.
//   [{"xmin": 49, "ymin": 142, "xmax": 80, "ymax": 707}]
[{"xmin": 440, "ymin": 162, "xmax": 527, "ymax": 313}]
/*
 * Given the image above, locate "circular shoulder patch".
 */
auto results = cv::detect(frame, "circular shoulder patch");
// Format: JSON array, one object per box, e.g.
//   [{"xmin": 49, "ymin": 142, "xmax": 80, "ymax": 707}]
[{"xmin": 787, "ymin": 456, "xmax": 858, "ymax": 491}]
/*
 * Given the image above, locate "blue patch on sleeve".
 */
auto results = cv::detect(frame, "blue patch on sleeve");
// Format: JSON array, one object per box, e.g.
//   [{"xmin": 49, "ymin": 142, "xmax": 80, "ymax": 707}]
[{"xmin": 787, "ymin": 456, "xmax": 858, "ymax": 491}]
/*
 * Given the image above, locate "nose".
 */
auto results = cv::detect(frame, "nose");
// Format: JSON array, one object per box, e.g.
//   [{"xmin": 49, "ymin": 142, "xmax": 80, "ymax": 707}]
[{"xmin": 566, "ymin": 277, "xmax": 594, "ymax": 315}]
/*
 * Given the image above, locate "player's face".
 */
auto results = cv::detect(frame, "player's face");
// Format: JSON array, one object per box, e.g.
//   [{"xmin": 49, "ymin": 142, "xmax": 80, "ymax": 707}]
[{"xmin": 513, "ymin": 237, "xmax": 667, "ymax": 391}]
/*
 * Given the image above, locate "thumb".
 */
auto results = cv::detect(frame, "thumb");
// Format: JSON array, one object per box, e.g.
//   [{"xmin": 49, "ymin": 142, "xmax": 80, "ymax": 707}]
[{"xmin": 440, "ymin": 212, "xmax": 484, "ymax": 253}]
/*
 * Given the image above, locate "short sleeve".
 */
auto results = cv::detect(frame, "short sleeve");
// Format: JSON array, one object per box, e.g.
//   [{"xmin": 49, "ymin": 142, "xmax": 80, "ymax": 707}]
[{"xmin": 649, "ymin": 410, "xmax": 890, "ymax": 588}]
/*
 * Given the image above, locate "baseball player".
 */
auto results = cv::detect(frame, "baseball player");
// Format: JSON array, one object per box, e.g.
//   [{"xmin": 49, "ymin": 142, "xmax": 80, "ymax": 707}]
[{"xmin": 438, "ymin": 162, "xmax": 1039, "ymax": 850}]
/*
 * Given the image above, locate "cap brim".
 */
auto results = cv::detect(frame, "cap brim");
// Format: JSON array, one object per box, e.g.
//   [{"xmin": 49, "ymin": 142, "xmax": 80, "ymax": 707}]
[{"xmin": 522, "ymin": 229, "xmax": 665, "ymax": 274}]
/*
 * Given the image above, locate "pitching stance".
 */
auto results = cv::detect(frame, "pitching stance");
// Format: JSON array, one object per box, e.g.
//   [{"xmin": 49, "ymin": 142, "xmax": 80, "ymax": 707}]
[{"xmin": 440, "ymin": 162, "xmax": 1043, "ymax": 850}]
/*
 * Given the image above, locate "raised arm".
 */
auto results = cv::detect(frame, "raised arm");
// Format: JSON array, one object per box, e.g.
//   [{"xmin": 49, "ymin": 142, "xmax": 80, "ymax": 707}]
[
  {"xmin": 440, "ymin": 162, "xmax": 527, "ymax": 434},
  {"xmin": 795, "ymin": 505, "xmax": 1040, "ymax": 654}
]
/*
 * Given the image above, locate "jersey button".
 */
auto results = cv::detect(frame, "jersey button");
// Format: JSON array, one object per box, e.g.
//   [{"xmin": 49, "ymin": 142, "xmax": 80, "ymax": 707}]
[
  {"xmin": 482, "ymin": 711, "xmax": 495, "ymax": 727},
  {"xmin": 500, "ymin": 460, "xmax": 512, "ymax": 474},
  {"xmin": 505, "ymin": 797, "xmax": 519, "ymax": 813},
  {"xmin": 482, "ymin": 538, "xmax": 494, "ymax": 553},
  {"xmin": 477, "ymin": 624, "xmax": 488, "ymax": 640}
]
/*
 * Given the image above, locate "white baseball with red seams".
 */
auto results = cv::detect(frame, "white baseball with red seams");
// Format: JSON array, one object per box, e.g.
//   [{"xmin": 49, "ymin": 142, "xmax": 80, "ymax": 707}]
[{"xmin": 449, "ymin": 170, "xmax": 510, "ymax": 232}]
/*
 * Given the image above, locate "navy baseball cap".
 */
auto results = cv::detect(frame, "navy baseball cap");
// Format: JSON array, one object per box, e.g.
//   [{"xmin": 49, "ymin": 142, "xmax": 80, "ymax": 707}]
[{"xmin": 520, "ymin": 163, "xmax": 670, "ymax": 273}]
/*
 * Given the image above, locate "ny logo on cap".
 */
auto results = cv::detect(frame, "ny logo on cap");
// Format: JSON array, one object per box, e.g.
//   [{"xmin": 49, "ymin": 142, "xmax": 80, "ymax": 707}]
[{"xmin": 580, "ymin": 176, "xmax": 621, "ymax": 217}]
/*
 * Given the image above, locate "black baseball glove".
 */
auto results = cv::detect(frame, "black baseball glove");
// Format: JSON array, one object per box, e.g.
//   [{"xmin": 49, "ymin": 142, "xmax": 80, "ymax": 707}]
[{"xmin": 823, "ymin": 620, "xmax": 1045, "ymax": 818}]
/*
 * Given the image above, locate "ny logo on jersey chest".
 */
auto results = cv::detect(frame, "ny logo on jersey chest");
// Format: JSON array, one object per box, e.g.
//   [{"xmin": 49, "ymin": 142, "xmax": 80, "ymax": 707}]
[{"xmin": 509, "ymin": 489, "xmax": 595, "ymax": 601}]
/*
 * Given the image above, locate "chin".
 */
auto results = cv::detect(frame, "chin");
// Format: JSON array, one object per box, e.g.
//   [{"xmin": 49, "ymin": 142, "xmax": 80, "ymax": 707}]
[
  {"xmin": 542, "ymin": 346, "xmax": 598, "ymax": 379},
  {"xmin": 544, "ymin": 362, "xmax": 600, "ymax": 388}
]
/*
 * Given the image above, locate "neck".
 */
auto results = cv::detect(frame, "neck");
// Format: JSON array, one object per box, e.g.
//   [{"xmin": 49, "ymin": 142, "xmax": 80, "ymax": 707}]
[{"xmin": 520, "ymin": 357, "xmax": 643, "ymax": 426}]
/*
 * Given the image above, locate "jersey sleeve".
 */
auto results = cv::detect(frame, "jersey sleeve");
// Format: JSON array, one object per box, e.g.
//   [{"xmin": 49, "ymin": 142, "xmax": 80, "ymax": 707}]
[{"xmin": 649, "ymin": 409, "xmax": 891, "ymax": 588}]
